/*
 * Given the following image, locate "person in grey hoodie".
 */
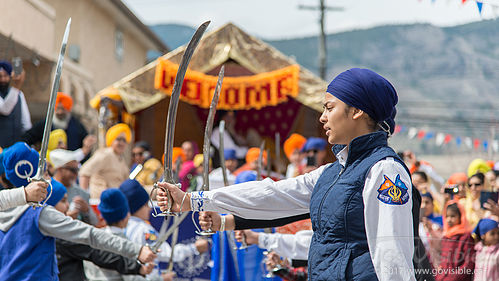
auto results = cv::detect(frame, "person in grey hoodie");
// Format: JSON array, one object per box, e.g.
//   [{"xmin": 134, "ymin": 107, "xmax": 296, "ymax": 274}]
[{"xmin": 0, "ymin": 142, "xmax": 157, "ymax": 281}]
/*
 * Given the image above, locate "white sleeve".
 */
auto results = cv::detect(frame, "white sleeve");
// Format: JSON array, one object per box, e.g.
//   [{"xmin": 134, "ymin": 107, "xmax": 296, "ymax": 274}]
[
  {"xmin": 0, "ymin": 188, "xmax": 27, "ymax": 210},
  {"xmin": 363, "ymin": 158, "xmax": 416, "ymax": 281},
  {"xmin": 19, "ymin": 92, "xmax": 32, "ymax": 131},
  {"xmin": 258, "ymin": 230, "xmax": 312, "ymax": 260},
  {"xmin": 190, "ymin": 164, "xmax": 328, "ymax": 219}
]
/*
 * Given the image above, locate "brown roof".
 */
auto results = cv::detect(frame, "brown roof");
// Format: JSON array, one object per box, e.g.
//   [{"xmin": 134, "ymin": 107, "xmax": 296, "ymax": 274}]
[{"xmin": 97, "ymin": 22, "xmax": 326, "ymax": 114}]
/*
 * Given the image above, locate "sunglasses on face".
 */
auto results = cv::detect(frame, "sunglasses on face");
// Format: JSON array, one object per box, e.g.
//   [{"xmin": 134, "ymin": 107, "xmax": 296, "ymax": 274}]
[
  {"xmin": 115, "ymin": 137, "xmax": 128, "ymax": 143},
  {"xmin": 132, "ymin": 151, "xmax": 145, "ymax": 157},
  {"xmin": 469, "ymin": 183, "xmax": 482, "ymax": 187}
]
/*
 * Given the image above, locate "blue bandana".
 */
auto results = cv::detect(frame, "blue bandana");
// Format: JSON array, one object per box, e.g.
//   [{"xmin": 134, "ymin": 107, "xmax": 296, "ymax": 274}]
[
  {"xmin": 473, "ymin": 218, "xmax": 499, "ymax": 239},
  {"xmin": 0, "ymin": 60, "xmax": 12, "ymax": 76},
  {"xmin": 224, "ymin": 149, "xmax": 237, "ymax": 160},
  {"xmin": 98, "ymin": 188, "xmax": 129, "ymax": 225},
  {"xmin": 327, "ymin": 68, "xmax": 398, "ymax": 134},
  {"xmin": 119, "ymin": 179, "xmax": 149, "ymax": 214},
  {"xmin": 46, "ymin": 178, "xmax": 67, "ymax": 206},
  {"xmin": 2, "ymin": 142, "xmax": 39, "ymax": 188},
  {"xmin": 302, "ymin": 137, "xmax": 327, "ymax": 152},
  {"xmin": 235, "ymin": 170, "xmax": 257, "ymax": 184}
]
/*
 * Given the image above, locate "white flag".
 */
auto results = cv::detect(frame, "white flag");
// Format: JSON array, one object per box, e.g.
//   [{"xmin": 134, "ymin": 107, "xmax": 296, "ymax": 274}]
[
  {"xmin": 408, "ymin": 127, "xmax": 418, "ymax": 139},
  {"xmin": 436, "ymin": 133, "xmax": 445, "ymax": 146}
]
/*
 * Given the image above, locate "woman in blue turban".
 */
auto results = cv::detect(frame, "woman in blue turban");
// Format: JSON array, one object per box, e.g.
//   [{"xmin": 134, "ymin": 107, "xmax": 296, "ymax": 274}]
[{"xmin": 157, "ymin": 68, "xmax": 431, "ymax": 281}]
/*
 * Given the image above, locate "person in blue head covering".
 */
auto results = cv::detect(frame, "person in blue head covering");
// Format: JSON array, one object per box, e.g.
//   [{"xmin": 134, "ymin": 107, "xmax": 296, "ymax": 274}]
[
  {"xmin": 0, "ymin": 142, "xmax": 48, "ymax": 210},
  {"xmin": 473, "ymin": 218, "xmax": 499, "ymax": 280},
  {"xmin": 0, "ymin": 147, "xmax": 158, "ymax": 280},
  {"xmin": 302, "ymin": 137, "xmax": 328, "ymax": 167},
  {"xmin": 209, "ymin": 148, "xmax": 240, "ymax": 189},
  {"xmin": 0, "ymin": 60, "xmax": 32, "ymax": 148},
  {"xmin": 157, "ymin": 68, "xmax": 432, "ymax": 281}
]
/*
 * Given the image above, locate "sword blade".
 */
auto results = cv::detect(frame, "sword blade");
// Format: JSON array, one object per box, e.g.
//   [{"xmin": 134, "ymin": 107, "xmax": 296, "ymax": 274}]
[
  {"xmin": 275, "ymin": 132, "xmax": 282, "ymax": 174},
  {"xmin": 218, "ymin": 120, "xmax": 229, "ymax": 187},
  {"xmin": 257, "ymin": 141, "xmax": 265, "ymax": 180},
  {"xmin": 34, "ymin": 18, "xmax": 71, "ymax": 180},
  {"xmin": 163, "ymin": 21, "xmax": 210, "ymax": 184},
  {"xmin": 151, "ymin": 211, "xmax": 189, "ymax": 252},
  {"xmin": 266, "ymin": 148, "xmax": 271, "ymax": 178},
  {"xmin": 202, "ymin": 66, "xmax": 224, "ymax": 191},
  {"xmin": 167, "ymin": 217, "xmax": 180, "ymax": 272}
]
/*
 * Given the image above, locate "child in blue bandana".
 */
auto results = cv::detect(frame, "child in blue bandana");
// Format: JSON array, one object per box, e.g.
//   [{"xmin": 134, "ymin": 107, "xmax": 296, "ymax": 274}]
[{"xmin": 473, "ymin": 218, "xmax": 499, "ymax": 281}]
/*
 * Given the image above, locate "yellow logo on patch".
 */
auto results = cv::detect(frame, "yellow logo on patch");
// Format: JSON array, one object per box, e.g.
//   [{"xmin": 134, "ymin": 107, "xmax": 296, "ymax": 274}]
[
  {"xmin": 145, "ymin": 231, "xmax": 157, "ymax": 242},
  {"xmin": 377, "ymin": 174, "xmax": 409, "ymax": 205}
]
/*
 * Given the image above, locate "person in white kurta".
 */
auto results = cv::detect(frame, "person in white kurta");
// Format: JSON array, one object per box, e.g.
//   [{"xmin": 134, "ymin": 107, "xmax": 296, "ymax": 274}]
[{"xmin": 156, "ymin": 68, "xmax": 429, "ymax": 281}]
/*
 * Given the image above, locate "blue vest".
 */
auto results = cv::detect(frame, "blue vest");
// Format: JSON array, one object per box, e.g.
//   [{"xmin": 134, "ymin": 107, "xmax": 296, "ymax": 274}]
[
  {"xmin": 0, "ymin": 207, "xmax": 59, "ymax": 281},
  {"xmin": 0, "ymin": 91, "xmax": 22, "ymax": 148},
  {"xmin": 309, "ymin": 131, "xmax": 405, "ymax": 281}
]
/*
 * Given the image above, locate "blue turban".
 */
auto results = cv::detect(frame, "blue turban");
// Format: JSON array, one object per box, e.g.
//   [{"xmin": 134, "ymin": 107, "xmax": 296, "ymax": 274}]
[
  {"xmin": 46, "ymin": 178, "xmax": 67, "ymax": 206},
  {"xmin": 119, "ymin": 179, "xmax": 149, "ymax": 214},
  {"xmin": 0, "ymin": 60, "xmax": 12, "ymax": 76},
  {"xmin": 2, "ymin": 142, "xmax": 39, "ymax": 188},
  {"xmin": 302, "ymin": 137, "xmax": 327, "ymax": 152},
  {"xmin": 421, "ymin": 191, "xmax": 433, "ymax": 201},
  {"xmin": 224, "ymin": 149, "xmax": 237, "ymax": 160},
  {"xmin": 327, "ymin": 68, "xmax": 398, "ymax": 134},
  {"xmin": 473, "ymin": 218, "xmax": 499, "ymax": 239},
  {"xmin": 235, "ymin": 170, "xmax": 257, "ymax": 184},
  {"xmin": 98, "ymin": 188, "xmax": 129, "ymax": 225}
]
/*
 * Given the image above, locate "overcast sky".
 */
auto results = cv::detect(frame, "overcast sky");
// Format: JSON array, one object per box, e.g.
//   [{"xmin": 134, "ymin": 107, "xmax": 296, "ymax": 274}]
[{"xmin": 123, "ymin": 0, "xmax": 498, "ymax": 39}]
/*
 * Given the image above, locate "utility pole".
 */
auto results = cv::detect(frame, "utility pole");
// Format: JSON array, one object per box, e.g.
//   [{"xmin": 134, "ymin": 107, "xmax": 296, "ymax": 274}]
[{"xmin": 299, "ymin": 0, "xmax": 344, "ymax": 80}]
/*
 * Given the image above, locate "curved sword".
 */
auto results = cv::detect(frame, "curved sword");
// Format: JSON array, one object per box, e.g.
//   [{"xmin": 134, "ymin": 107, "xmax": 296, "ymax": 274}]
[
  {"xmin": 202, "ymin": 65, "xmax": 224, "ymax": 192},
  {"xmin": 30, "ymin": 18, "xmax": 71, "ymax": 207},
  {"xmin": 195, "ymin": 66, "xmax": 224, "ymax": 236},
  {"xmin": 257, "ymin": 141, "xmax": 265, "ymax": 181},
  {"xmin": 151, "ymin": 21, "xmax": 210, "ymax": 261},
  {"xmin": 155, "ymin": 20, "xmax": 210, "ymax": 216}
]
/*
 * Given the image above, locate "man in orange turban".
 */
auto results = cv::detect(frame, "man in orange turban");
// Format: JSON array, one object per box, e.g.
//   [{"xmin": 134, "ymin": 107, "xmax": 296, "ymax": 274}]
[
  {"xmin": 22, "ymin": 92, "xmax": 96, "ymax": 152},
  {"xmin": 233, "ymin": 147, "xmax": 267, "ymax": 176},
  {"xmin": 283, "ymin": 133, "xmax": 307, "ymax": 178},
  {"xmin": 79, "ymin": 123, "xmax": 131, "ymax": 198}
]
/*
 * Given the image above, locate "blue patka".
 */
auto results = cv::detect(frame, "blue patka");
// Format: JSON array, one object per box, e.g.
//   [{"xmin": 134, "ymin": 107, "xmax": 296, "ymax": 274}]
[{"xmin": 377, "ymin": 174, "xmax": 409, "ymax": 205}]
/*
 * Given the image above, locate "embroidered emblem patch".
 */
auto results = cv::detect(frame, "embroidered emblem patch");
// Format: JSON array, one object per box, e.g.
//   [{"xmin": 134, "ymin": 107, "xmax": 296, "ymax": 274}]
[
  {"xmin": 145, "ymin": 230, "xmax": 157, "ymax": 243},
  {"xmin": 377, "ymin": 174, "xmax": 409, "ymax": 205}
]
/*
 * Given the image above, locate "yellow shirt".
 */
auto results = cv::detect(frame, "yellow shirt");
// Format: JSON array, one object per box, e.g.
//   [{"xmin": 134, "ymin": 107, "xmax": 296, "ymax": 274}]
[{"xmin": 80, "ymin": 147, "xmax": 129, "ymax": 199}]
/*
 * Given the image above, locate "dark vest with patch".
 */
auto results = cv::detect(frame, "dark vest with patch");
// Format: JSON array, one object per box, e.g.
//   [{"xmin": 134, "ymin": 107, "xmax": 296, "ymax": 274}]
[{"xmin": 308, "ymin": 131, "xmax": 433, "ymax": 281}]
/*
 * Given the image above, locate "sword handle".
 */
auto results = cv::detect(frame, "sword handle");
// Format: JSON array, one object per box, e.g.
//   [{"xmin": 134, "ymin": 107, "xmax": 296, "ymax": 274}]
[
  {"xmin": 152, "ymin": 182, "xmax": 179, "ymax": 217},
  {"xmin": 28, "ymin": 177, "xmax": 52, "ymax": 209}
]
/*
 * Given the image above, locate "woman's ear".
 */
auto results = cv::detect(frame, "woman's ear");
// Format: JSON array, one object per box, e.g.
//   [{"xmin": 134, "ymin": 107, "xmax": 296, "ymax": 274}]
[{"xmin": 351, "ymin": 108, "xmax": 365, "ymax": 120}]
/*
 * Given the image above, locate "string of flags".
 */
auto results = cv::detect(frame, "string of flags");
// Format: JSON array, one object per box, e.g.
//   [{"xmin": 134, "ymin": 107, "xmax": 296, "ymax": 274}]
[
  {"xmin": 421, "ymin": 0, "xmax": 499, "ymax": 15},
  {"xmin": 392, "ymin": 124, "xmax": 499, "ymax": 152}
]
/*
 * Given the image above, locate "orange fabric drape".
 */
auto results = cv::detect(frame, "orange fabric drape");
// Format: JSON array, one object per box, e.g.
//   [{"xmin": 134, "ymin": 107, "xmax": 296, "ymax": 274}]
[{"xmin": 154, "ymin": 58, "xmax": 299, "ymax": 110}]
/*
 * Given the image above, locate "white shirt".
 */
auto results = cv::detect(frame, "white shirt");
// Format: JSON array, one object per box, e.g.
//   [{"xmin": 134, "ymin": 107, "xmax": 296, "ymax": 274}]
[
  {"xmin": 209, "ymin": 167, "xmax": 236, "ymax": 190},
  {"xmin": 191, "ymin": 147, "xmax": 416, "ymax": 281},
  {"xmin": 210, "ymin": 127, "xmax": 248, "ymax": 159},
  {"xmin": 258, "ymin": 229, "xmax": 312, "ymax": 260},
  {"xmin": 0, "ymin": 87, "xmax": 32, "ymax": 132},
  {"xmin": 125, "ymin": 216, "xmax": 198, "ymax": 265}
]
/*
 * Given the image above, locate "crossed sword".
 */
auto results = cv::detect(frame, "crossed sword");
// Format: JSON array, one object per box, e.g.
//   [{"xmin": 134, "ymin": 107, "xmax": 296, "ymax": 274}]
[{"xmin": 149, "ymin": 20, "xmax": 228, "ymax": 273}]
